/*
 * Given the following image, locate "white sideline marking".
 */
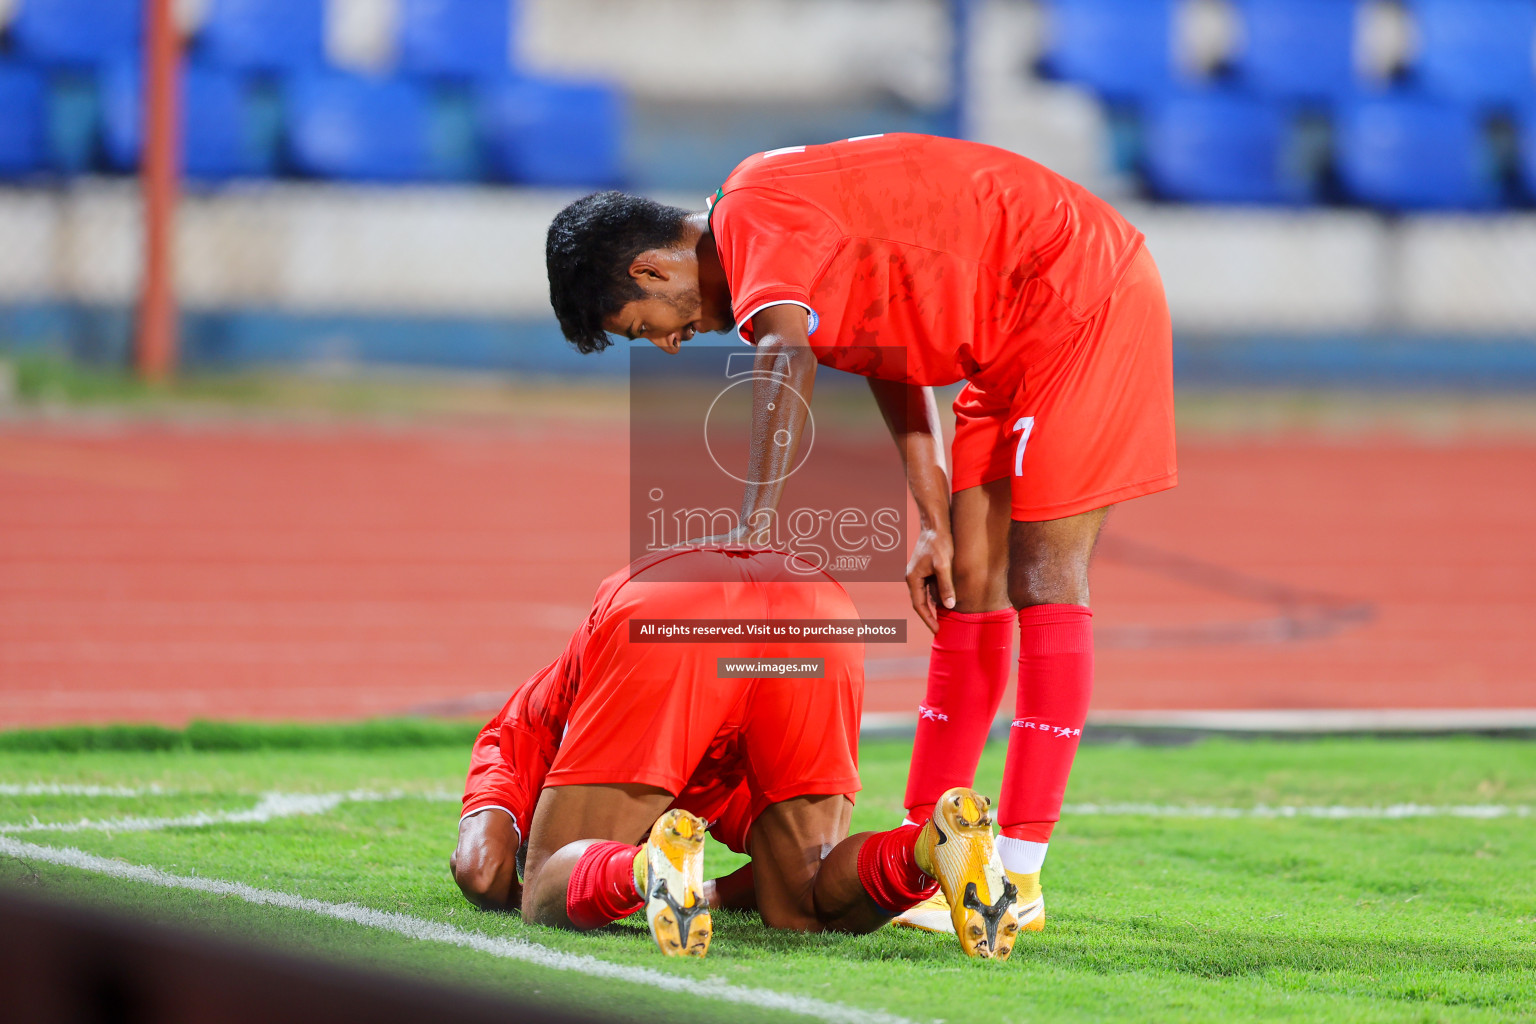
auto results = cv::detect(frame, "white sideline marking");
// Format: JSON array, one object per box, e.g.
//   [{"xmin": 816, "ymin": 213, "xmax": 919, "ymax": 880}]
[
  {"xmin": 0, "ymin": 783, "xmax": 178, "ymax": 797},
  {"xmin": 861, "ymin": 707, "xmax": 1536, "ymax": 733},
  {"xmin": 0, "ymin": 793, "xmax": 345, "ymax": 835},
  {"xmin": 1086, "ymin": 708, "xmax": 1536, "ymax": 733},
  {"xmin": 0, "ymin": 783, "xmax": 457, "ymax": 801},
  {"xmin": 0, "ymin": 838, "xmax": 920, "ymax": 1024},
  {"xmin": 5, "ymin": 786, "xmax": 1529, "ymax": 833},
  {"xmin": 0, "ymin": 789, "xmax": 459, "ymax": 835},
  {"xmin": 1063, "ymin": 802, "xmax": 1533, "ymax": 819}
]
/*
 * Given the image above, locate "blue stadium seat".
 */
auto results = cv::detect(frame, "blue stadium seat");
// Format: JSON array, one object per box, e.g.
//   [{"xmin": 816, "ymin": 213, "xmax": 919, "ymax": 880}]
[
  {"xmin": 8, "ymin": 0, "xmax": 141, "ymax": 67},
  {"xmin": 0, "ymin": 63, "xmax": 49, "ymax": 176},
  {"xmin": 1037, "ymin": 0, "xmax": 1176, "ymax": 100},
  {"xmin": 480, "ymin": 76, "xmax": 623, "ymax": 186},
  {"xmin": 1520, "ymin": 106, "xmax": 1536, "ymax": 198},
  {"xmin": 399, "ymin": 0, "xmax": 515, "ymax": 80},
  {"xmin": 198, "ymin": 0, "xmax": 325, "ymax": 74},
  {"xmin": 1144, "ymin": 91, "xmax": 1308, "ymax": 203},
  {"xmin": 1410, "ymin": 0, "xmax": 1536, "ymax": 104},
  {"xmin": 44, "ymin": 76, "xmax": 102, "ymax": 175},
  {"xmin": 1232, "ymin": 0, "xmax": 1360, "ymax": 101},
  {"xmin": 285, "ymin": 73, "xmax": 432, "ymax": 181},
  {"xmin": 99, "ymin": 62, "xmax": 269, "ymax": 179},
  {"xmin": 1335, "ymin": 97, "xmax": 1498, "ymax": 209}
]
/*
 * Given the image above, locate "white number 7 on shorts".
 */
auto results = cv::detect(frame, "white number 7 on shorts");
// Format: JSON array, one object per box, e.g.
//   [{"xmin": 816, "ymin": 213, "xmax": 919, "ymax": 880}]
[{"xmin": 1012, "ymin": 416, "xmax": 1036, "ymax": 476}]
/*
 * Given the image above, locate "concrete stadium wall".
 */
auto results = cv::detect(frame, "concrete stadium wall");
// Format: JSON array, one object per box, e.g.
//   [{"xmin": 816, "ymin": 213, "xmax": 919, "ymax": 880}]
[{"xmin": 2, "ymin": 182, "xmax": 1534, "ymax": 336}]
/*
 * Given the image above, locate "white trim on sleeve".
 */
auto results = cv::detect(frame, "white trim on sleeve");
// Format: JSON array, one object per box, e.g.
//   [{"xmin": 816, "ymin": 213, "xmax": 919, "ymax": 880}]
[
  {"xmin": 460, "ymin": 805, "xmax": 521, "ymax": 845},
  {"xmin": 736, "ymin": 300, "xmax": 817, "ymax": 344}
]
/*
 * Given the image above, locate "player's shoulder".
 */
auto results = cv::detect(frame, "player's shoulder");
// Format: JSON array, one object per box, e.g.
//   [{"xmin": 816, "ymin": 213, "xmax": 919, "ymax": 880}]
[
  {"xmin": 710, "ymin": 136, "xmax": 920, "ymax": 235},
  {"xmin": 720, "ymin": 132, "xmax": 930, "ymax": 190},
  {"xmin": 718, "ymin": 143, "xmax": 818, "ymax": 192},
  {"xmin": 713, "ymin": 133, "xmax": 1028, "ymax": 222}
]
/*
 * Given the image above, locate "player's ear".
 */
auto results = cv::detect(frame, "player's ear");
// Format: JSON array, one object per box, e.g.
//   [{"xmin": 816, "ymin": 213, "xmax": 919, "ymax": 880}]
[{"xmin": 629, "ymin": 251, "xmax": 671, "ymax": 285}]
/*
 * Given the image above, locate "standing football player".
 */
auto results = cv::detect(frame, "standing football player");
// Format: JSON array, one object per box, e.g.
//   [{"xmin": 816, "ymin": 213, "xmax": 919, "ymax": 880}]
[{"xmin": 544, "ymin": 133, "xmax": 1176, "ymax": 935}]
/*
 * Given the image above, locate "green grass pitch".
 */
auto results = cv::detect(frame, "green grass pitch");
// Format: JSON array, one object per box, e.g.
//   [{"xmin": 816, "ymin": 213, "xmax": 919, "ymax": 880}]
[{"xmin": 2, "ymin": 732, "xmax": 1533, "ymax": 1023}]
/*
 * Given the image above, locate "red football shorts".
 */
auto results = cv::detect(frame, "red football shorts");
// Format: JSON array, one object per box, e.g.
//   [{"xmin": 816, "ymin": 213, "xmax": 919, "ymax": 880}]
[
  {"xmin": 461, "ymin": 570, "xmax": 863, "ymax": 853},
  {"xmin": 950, "ymin": 245, "xmax": 1178, "ymax": 520}
]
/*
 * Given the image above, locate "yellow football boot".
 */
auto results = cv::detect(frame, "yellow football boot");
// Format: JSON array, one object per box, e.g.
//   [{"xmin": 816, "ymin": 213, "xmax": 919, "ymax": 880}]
[
  {"xmin": 893, "ymin": 889, "xmax": 955, "ymax": 932},
  {"xmin": 636, "ymin": 808, "xmax": 712, "ymax": 957},
  {"xmin": 1007, "ymin": 871, "xmax": 1046, "ymax": 932},
  {"xmin": 896, "ymin": 872, "xmax": 1046, "ymax": 936},
  {"xmin": 911, "ymin": 788, "xmax": 1019, "ymax": 960}
]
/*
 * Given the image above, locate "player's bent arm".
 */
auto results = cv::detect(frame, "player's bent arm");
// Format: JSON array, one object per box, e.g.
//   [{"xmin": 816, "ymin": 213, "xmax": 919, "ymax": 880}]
[
  {"xmin": 867, "ymin": 380, "xmax": 950, "ymax": 532},
  {"xmin": 450, "ymin": 807, "xmax": 522, "ymax": 912},
  {"xmin": 738, "ymin": 304, "xmax": 816, "ymax": 541},
  {"xmin": 868, "ymin": 379, "xmax": 957, "ymax": 631}
]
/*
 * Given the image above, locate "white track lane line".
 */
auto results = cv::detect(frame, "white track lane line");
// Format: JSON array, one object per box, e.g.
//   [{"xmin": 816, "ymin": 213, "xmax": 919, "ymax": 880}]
[{"xmin": 0, "ymin": 837, "xmax": 919, "ymax": 1024}]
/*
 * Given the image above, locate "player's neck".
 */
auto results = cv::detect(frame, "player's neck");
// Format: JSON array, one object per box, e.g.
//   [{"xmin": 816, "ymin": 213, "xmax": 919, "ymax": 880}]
[
  {"xmin": 687, "ymin": 212, "xmax": 730, "ymax": 314},
  {"xmin": 681, "ymin": 211, "xmax": 711, "ymax": 255}
]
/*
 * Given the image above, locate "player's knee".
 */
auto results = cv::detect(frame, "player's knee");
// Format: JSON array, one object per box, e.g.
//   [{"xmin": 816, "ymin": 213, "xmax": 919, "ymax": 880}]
[
  {"xmin": 951, "ymin": 556, "xmax": 1007, "ymax": 612},
  {"xmin": 756, "ymin": 880, "xmax": 823, "ymax": 933},
  {"xmin": 758, "ymin": 901, "xmax": 823, "ymax": 933},
  {"xmin": 519, "ymin": 886, "xmax": 566, "ymax": 927},
  {"xmin": 1007, "ymin": 553, "xmax": 1090, "ymax": 608}
]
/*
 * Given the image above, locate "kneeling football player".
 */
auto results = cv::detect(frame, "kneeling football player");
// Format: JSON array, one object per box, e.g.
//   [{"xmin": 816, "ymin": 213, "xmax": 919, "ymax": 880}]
[{"xmin": 450, "ymin": 547, "xmax": 1021, "ymax": 959}]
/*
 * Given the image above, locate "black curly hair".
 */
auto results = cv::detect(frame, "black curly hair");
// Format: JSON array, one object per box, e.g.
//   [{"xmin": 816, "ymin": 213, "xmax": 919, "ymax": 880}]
[{"xmin": 545, "ymin": 191, "xmax": 691, "ymax": 354}]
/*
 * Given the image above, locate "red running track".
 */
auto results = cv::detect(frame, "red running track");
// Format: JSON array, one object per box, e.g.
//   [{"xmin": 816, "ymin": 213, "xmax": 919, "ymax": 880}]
[{"xmin": 1, "ymin": 421, "xmax": 1532, "ymax": 726}]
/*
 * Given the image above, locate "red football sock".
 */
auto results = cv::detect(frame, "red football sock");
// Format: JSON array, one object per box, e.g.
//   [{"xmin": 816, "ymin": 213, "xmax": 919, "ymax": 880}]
[
  {"xmin": 856, "ymin": 824, "xmax": 940, "ymax": 914},
  {"xmin": 999, "ymin": 605, "xmax": 1093, "ymax": 844},
  {"xmin": 903, "ymin": 608, "xmax": 1015, "ymax": 824},
  {"xmin": 565, "ymin": 841, "xmax": 644, "ymax": 929}
]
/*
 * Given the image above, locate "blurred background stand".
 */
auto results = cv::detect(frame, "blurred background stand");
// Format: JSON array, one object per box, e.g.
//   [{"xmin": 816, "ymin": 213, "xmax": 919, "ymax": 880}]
[{"xmin": 0, "ymin": 0, "xmax": 1531, "ymax": 382}]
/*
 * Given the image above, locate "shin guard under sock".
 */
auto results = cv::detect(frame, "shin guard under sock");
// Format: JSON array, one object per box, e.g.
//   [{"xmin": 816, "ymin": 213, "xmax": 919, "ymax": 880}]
[
  {"xmin": 903, "ymin": 608, "xmax": 1015, "ymax": 823},
  {"xmin": 856, "ymin": 824, "xmax": 940, "ymax": 914},
  {"xmin": 566, "ymin": 840, "xmax": 645, "ymax": 929},
  {"xmin": 999, "ymin": 604, "xmax": 1093, "ymax": 850}
]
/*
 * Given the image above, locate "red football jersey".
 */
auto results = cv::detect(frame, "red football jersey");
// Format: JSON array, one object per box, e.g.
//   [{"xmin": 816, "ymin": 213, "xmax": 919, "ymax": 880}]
[
  {"xmin": 460, "ymin": 548, "xmax": 864, "ymax": 851},
  {"xmin": 708, "ymin": 133, "xmax": 1145, "ymax": 390},
  {"xmin": 473, "ymin": 547, "xmax": 855, "ymax": 805}
]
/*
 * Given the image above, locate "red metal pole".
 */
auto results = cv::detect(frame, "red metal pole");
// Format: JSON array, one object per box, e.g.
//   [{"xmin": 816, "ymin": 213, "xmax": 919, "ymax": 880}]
[{"xmin": 136, "ymin": 0, "xmax": 181, "ymax": 381}]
